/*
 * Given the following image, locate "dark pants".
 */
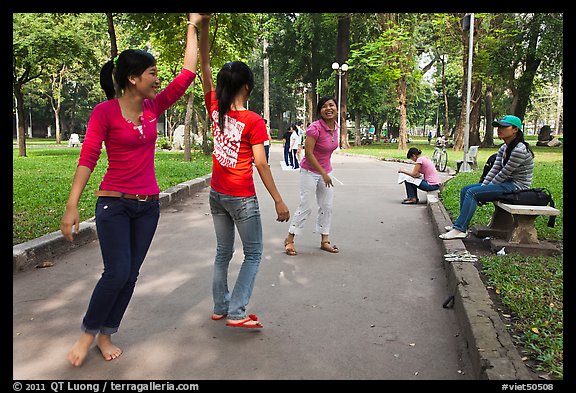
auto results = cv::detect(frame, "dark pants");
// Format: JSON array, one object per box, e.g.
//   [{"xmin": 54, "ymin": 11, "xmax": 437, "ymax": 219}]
[
  {"xmin": 284, "ymin": 142, "xmax": 290, "ymax": 166},
  {"xmin": 290, "ymin": 148, "xmax": 299, "ymax": 169},
  {"xmin": 81, "ymin": 196, "xmax": 160, "ymax": 336}
]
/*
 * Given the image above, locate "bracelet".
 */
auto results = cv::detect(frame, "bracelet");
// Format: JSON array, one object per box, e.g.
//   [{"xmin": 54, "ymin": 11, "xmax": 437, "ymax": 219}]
[{"xmin": 187, "ymin": 21, "xmax": 198, "ymax": 28}]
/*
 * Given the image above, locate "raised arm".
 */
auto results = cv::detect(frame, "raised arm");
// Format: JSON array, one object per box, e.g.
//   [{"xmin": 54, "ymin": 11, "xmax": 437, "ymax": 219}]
[
  {"xmin": 183, "ymin": 13, "xmax": 202, "ymax": 73},
  {"xmin": 199, "ymin": 13, "xmax": 214, "ymax": 94}
]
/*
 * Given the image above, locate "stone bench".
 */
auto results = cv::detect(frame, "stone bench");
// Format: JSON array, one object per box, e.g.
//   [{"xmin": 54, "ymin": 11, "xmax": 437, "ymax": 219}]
[{"xmin": 472, "ymin": 201, "xmax": 560, "ymax": 255}]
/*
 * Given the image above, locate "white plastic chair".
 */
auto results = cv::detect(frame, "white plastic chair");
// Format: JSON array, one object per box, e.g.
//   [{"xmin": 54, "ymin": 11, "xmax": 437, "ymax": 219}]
[{"xmin": 68, "ymin": 133, "xmax": 80, "ymax": 147}]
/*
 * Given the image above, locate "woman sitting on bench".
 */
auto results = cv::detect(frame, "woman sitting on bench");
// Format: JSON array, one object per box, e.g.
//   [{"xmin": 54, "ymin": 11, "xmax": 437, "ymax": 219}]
[{"xmin": 440, "ymin": 115, "xmax": 534, "ymax": 240}]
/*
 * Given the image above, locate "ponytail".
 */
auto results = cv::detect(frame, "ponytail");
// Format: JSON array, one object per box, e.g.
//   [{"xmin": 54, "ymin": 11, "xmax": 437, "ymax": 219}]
[
  {"xmin": 99, "ymin": 49, "xmax": 156, "ymax": 101},
  {"xmin": 99, "ymin": 59, "xmax": 116, "ymax": 100},
  {"xmin": 215, "ymin": 61, "xmax": 254, "ymax": 129}
]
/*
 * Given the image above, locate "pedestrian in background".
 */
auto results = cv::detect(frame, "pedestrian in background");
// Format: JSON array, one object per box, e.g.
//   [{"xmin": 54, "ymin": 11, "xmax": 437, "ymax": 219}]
[
  {"xmin": 284, "ymin": 96, "xmax": 340, "ymax": 255},
  {"xmin": 60, "ymin": 13, "xmax": 203, "ymax": 366},
  {"xmin": 289, "ymin": 124, "xmax": 300, "ymax": 169},
  {"xmin": 264, "ymin": 119, "xmax": 271, "ymax": 164},
  {"xmin": 198, "ymin": 14, "xmax": 290, "ymax": 328},
  {"xmin": 283, "ymin": 127, "xmax": 292, "ymax": 168},
  {"xmin": 398, "ymin": 147, "xmax": 441, "ymax": 204}
]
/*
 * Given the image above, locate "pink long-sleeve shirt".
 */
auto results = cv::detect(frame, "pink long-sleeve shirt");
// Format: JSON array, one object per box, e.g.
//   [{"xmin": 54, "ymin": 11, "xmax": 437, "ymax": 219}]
[{"xmin": 78, "ymin": 68, "xmax": 196, "ymax": 195}]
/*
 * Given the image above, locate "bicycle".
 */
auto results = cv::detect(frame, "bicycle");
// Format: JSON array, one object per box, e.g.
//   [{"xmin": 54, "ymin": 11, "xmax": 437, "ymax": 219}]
[{"xmin": 432, "ymin": 143, "xmax": 448, "ymax": 172}]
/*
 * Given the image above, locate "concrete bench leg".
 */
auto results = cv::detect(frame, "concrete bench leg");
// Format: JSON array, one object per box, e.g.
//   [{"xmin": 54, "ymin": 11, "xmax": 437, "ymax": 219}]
[
  {"xmin": 472, "ymin": 205, "xmax": 512, "ymax": 239},
  {"xmin": 508, "ymin": 215, "xmax": 539, "ymax": 244}
]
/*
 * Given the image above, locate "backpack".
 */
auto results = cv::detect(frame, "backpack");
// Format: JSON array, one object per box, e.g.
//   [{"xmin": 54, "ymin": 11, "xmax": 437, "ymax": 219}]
[
  {"xmin": 479, "ymin": 153, "xmax": 497, "ymax": 183},
  {"xmin": 497, "ymin": 187, "xmax": 557, "ymax": 228}
]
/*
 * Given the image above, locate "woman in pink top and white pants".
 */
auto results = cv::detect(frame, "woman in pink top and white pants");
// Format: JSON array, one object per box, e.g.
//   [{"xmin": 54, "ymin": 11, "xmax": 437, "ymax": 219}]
[
  {"xmin": 398, "ymin": 147, "xmax": 441, "ymax": 204},
  {"xmin": 284, "ymin": 96, "xmax": 340, "ymax": 255},
  {"xmin": 59, "ymin": 13, "xmax": 203, "ymax": 367}
]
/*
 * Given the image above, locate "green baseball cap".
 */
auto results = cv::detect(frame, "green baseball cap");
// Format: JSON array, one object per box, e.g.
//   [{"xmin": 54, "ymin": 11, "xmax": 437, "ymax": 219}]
[{"xmin": 492, "ymin": 115, "xmax": 522, "ymax": 130}]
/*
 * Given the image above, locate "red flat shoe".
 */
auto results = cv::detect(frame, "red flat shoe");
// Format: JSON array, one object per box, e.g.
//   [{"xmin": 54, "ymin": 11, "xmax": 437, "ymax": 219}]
[
  {"xmin": 226, "ymin": 314, "xmax": 263, "ymax": 328},
  {"xmin": 211, "ymin": 313, "xmax": 227, "ymax": 320}
]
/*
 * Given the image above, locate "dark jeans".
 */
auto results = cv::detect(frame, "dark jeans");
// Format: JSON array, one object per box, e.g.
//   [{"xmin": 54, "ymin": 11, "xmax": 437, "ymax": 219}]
[
  {"xmin": 81, "ymin": 196, "xmax": 160, "ymax": 336},
  {"xmin": 284, "ymin": 142, "xmax": 290, "ymax": 166},
  {"xmin": 290, "ymin": 148, "xmax": 299, "ymax": 169},
  {"xmin": 404, "ymin": 180, "xmax": 440, "ymax": 199}
]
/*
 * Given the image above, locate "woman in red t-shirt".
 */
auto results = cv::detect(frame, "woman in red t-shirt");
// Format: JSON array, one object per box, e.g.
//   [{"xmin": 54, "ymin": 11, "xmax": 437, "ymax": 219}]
[
  {"xmin": 60, "ymin": 13, "xmax": 202, "ymax": 367},
  {"xmin": 199, "ymin": 14, "xmax": 289, "ymax": 329}
]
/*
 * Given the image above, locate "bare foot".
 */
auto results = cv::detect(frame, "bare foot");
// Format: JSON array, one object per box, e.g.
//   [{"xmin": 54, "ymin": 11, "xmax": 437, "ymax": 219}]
[
  {"xmin": 96, "ymin": 333, "xmax": 122, "ymax": 361},
  {"xmin": 67, "ymin": 332, "xmax": 95, "ymax": 367}
]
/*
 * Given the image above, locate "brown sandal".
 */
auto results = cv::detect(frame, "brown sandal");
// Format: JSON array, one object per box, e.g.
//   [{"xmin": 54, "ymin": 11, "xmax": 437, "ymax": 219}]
[
  {"xmin": 320, "ymin": 241, "xmax": 339, "ymax": 253},
  {"xmin": 284, "ymin": 238, "xmax": 297, "ymax": 256}
]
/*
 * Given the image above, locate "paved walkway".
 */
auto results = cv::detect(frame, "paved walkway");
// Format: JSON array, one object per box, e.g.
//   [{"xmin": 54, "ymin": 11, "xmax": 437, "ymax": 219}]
[{"xmin": 13, "ymin": 144, "xmax": 528, "ymax": 381}]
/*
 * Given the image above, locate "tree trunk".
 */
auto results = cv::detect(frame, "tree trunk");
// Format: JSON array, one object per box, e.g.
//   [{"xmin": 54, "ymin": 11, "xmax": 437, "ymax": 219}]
[
  {"xmin": 513, "ymin": 14, "xmax": 543, "ymax": 119},
  {"xmin": 51, "ymin": 65, "xmax": 65, "ymax": 144},
  {"xmin": 336, "ymin": 13, "xmax": 351, "ymax": 149},
  {"xmin": 397, "ymin": 76, "xmax": 408, "ymax": 151},
  {"xmin": 482, "ymin": 85, "xmax": 495, "ymax": 147},
  {"xmin": 197, "ymin": 108, "xmax": 210, "ymax": 156},
  {"xmin": 469, "ymin": 79, "xmax": 482, "ymax": 146},
  {"xmin": 306, "ymin": 90, "xmax": 314, "ymax": 127},
  {"xmin": 441, "ymin": 56, "xmax": 450, "ymax": 137},
  {"xmin": 14, "ymin": 85, "xmax": 27, "ymax": 157},
  {"xmin": 106, "ymin": 13, "xmax": 118, "ymax": 59},
  {"xmin": 354, "ymin": 111, "xmax": 361, "ymax": 146}
]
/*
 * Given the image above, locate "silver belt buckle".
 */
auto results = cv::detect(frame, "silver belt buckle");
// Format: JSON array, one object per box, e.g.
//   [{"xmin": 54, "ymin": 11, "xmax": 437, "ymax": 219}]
[{"xmin": 135, "ymin": 194, "xmax": 149, "ymax": 201}]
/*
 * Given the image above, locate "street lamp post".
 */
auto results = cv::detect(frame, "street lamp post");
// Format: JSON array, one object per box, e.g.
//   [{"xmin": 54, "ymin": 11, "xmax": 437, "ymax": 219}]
[
  {"xmin": 332, "ymin": 62, "xmax": 348, "ymax": 149},
  {"xmin": 461, "ymin": 13, "xmax": 474, "ymax": 172}
]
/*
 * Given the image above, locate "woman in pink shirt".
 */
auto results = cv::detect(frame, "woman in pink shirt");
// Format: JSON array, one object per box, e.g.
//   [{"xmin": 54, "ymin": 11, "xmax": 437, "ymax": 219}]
[
  {"xmin": 398, "ymin": 147, "xmax": 441, "ymax": 204},
  {"xmin": 60, "ymin": 13, "xmax": 202, "ymax": 367},
  {"xmin": 284, "ymin": 96, "xmax": 340, "ymax": 255}
]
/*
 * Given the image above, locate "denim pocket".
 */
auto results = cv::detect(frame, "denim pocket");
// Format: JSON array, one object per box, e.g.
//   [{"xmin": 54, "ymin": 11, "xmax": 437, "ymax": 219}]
[
  {"xmin": 233, "ymin": 196, "xmax": 260, "ymax": 222},
  {"xmin": 95, "ymin": 197, "xmax": 124, "ymax": 219}
]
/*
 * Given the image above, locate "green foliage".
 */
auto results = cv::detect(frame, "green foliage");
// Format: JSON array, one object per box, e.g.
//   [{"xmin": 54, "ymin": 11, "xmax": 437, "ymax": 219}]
[{"xmin": 156, "ymin": 137, "xmax": 172, "ymax": 150}]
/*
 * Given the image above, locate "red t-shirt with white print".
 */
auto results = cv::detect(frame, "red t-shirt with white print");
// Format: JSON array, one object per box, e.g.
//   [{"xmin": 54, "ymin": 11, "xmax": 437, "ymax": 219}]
[{"xmin": 205, "ymin": 90, "xmax": 269, "ymax": 197}]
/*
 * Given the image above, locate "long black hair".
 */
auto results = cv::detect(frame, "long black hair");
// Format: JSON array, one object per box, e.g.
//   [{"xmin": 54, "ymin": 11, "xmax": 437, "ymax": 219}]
[
  {"xmin": 504, "ymin": 129, "xmax": 534, "ymax": 164},
  {"xmin": 215, "ymin": 61, "xmax": 254, "ymax": 129},
  {"xmin": 99, "ymin": 49, "xmax": 156, "ymax": 100}
]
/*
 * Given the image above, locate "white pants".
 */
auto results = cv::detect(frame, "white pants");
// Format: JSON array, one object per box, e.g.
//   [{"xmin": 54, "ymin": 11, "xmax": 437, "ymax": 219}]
[{"xmin": 289, "ymin": 169, "xmax": 334, "ymax": 236}]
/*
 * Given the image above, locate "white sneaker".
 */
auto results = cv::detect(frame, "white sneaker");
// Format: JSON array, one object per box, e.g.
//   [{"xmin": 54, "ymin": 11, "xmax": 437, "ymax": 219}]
[{"xmin": 439, "ymin": 229, "xmax": 467, "ymax": 240}]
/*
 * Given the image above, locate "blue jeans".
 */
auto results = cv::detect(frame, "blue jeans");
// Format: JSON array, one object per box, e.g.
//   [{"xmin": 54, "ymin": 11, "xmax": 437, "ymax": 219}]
[
  {"xmin": 453, "ymin": 182, "xmax": 519, "ymax": 231},
  {"xmin": 404, "ymin": 180, "xmax": 440, "ymax": 199},
  {"xmin": 82, "ymin": 196, "xmax": 160, "ymax": 336},
  {"xmin": 209, "ymin": 188, "xmax": 263, "ymax": 320}
]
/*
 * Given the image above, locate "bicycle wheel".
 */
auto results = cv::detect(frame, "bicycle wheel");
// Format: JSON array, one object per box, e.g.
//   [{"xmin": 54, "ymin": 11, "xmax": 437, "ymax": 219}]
[
  {"xmin": 431, "ymin": 149, "xmax": 440, "ymax": 169},
  {"xmin": 438, "ymin": 150, "xmax": 448, "ymax": 172}
]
